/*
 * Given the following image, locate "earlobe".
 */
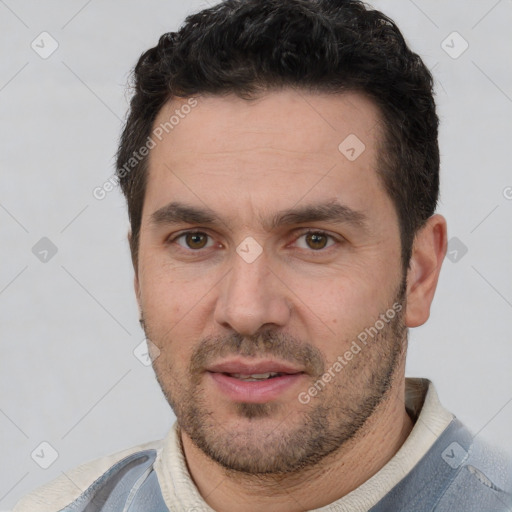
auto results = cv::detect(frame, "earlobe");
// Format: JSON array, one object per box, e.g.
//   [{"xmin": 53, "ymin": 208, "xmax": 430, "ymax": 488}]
[
  {"xmin": 133, "ymin": 265, "xmax": 145, "ymax": 330},
  {"xmin": 128, "ymin": 230, "xmax": 142, "ymax": 307},
  {"xmin": 128, "ymin": 231, "xmax": 138, "ymax": 273},
  {"xmin": 405, "ymin": 214, "xmax": 448, "ymax": 328},
  {"xmin": 134, "ymin": 274, "xmax": 141, "ymax": 304}
]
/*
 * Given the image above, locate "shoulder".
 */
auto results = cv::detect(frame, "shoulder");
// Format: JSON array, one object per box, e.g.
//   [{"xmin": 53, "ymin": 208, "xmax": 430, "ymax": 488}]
[
  {"xmin": 371, "ymin": 417, "xmax": 512, "ymax": 512},
  {"xmin": 417, "ymin": 419, "xmax": 512, "ymax": 511},
  {"xmin": 436, "ymin": 432, "xmax": 512, "ymax": 511},
  {"xmin": 13, "ymin": 438, "xmax": 164, "ymax": 512}
]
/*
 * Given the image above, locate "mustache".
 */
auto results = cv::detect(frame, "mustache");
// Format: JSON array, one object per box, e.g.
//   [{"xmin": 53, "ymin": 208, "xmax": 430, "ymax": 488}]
[{"xmin": 189, "ymin": 330, "xmax": 325, "ymax": 377}]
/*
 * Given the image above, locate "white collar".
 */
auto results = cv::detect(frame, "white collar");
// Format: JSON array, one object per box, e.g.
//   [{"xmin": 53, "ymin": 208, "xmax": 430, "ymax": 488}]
[{"xmin": 154, "ymin": 378, "xmax": 454, "ymax": 512}]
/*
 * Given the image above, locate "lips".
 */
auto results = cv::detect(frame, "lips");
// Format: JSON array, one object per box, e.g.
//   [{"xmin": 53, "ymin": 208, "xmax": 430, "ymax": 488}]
[
  {"xmin": 207, "ymin": 359, "xmax": 303, "ymax": 376},
  {"xmin": 206, "ymin": 359, "xmax": 306, "ymax": 403}
]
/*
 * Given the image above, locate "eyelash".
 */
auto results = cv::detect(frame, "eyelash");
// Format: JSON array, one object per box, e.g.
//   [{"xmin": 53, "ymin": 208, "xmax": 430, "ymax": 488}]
[
  {"xmin": 291, "ymin": 230, "xmax": 339, "ymax": 251},
  {"xmin": 168, "ymin": 229, "xmax": 342, "ymax": 253},
  {"xmin": 170, "ymin": 231, "xmax": 217, "ymax": 251}
]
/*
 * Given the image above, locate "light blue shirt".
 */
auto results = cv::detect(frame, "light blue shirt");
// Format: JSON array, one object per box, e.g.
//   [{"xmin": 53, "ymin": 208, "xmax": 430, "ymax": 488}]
[{"xmin": 56, "ymin": 417, "xmax": 512, "ymax": 511}]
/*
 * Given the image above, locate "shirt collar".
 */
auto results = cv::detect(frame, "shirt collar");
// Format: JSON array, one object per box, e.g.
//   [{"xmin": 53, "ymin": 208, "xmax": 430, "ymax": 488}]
[{"xmin": 154, "ymin": 378, "xmax": 453, "ymax": 512}]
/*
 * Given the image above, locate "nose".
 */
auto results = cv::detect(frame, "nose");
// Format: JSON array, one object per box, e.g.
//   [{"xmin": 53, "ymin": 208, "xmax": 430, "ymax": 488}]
[{"xmin": 213, "ymin": 249, "xmax": 291, "ymax": 336}]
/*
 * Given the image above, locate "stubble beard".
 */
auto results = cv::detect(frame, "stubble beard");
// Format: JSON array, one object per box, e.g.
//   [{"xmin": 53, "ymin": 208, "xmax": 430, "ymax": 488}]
[{"xmin": 147, "ymin": 283, "xmax": 408, "ymax": 476}]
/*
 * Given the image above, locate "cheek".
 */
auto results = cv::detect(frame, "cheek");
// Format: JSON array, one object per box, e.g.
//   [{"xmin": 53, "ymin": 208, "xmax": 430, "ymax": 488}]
[
  {"xmin": 138, "ymin": 269, "xmax": 213, "ymax": 354},
  {"xmin": 139, "ymin": 257, "xmax": 193, "ymax": 313},
  {"xmin": 292, "ymin": 272, "xmax": 396, "ymax": 351},
  {"xmin": 314, "ymin": 289, "xmax": 370, "ymax": 339},
  {"xmin": 140, "ymin": 275, "xmax": 180, "ymax": 319}
]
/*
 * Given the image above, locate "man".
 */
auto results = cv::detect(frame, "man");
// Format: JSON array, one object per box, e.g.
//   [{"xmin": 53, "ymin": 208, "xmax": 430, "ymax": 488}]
[{"xmin": 14, "ymin": 0, "xmax": 512, "ymax": 510}]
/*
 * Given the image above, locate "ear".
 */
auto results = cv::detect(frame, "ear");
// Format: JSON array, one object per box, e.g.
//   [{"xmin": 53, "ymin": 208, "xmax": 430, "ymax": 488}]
[
  {"xmin": 128, "ymin": 231, "xmax": 141, "ymax": 308},
  {"xmin": 134, "ymin": 274, "xmax": 141, "ymax": 308},
  {"xmin": 405, "ymin": 214, "xmax": 447, "ymax": 327}
]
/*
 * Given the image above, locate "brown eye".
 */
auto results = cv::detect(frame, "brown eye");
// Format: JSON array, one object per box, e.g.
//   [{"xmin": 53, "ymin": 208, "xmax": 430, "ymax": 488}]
[
  {"xmin": 305, "ymin": 232, "xmax": 328, "ymax": 250},
  {"xmin": 184, "ymin": 232, "xmax": 209, "ymax": 249}
]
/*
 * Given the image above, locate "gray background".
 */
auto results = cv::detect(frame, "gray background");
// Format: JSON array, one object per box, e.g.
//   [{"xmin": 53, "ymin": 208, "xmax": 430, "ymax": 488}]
[{"xmin": 1, "ymin": 0, "xmax": 511, "ymax": 508}]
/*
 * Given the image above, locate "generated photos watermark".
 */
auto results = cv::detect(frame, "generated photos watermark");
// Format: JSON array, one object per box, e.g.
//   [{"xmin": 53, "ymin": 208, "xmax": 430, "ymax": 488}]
[{"xmin": 298, "ymin": 302, "xmax": 403, "ymax": 404}]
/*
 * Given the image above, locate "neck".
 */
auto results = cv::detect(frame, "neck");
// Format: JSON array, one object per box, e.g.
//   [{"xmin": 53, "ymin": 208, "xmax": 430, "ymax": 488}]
[{"xmin": 181, "ymin": 376, "xmax": 414, "ymax": 512}]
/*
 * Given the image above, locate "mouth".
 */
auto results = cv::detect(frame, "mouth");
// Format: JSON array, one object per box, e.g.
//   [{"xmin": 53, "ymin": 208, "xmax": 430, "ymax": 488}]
[
  {"xmin": 205, "ymin": 359, "xmax": 306, "ymax": 403},
  {"xmin": 227, "ymin": 372, "xmax": 288, "ymax": 381}
]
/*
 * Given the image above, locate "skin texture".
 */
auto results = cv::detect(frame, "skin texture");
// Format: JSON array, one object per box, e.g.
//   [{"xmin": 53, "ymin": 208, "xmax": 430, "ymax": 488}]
[{"xmin": 133, "ymin": 90, "xmax": 447, "ymax": 511}]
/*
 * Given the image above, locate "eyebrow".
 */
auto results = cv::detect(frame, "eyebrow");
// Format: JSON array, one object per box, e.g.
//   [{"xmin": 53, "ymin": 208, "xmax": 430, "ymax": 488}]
[
  {"xmin": 150, "ymin": 202, "xmax": 220, "ymax": 226},
  {"xmin": 149, "ymin": 200, "xmax": 369, "ymax": 232},
  {"xmin": 265, "ymin": 202, "xmax": 369, "ymax": 232}
]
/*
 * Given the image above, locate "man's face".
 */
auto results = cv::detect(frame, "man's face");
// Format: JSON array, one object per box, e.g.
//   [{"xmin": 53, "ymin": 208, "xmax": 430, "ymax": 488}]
[{"xmin": 136, "ymin": 90, "xmax": 407, "ymax": 474}]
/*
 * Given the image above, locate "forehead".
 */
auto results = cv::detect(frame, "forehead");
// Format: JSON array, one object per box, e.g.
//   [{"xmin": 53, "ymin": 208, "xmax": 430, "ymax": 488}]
[
  {"xmin": 143, "ymin": 90, "xmax": 391, "ymax": 226},
  {"xmin": 151, "ymin": 89, "xmax": 382, "ymax": 160}
]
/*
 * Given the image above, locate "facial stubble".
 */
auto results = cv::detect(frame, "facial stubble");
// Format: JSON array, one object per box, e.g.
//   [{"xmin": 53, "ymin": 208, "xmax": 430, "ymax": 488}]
[{"xmin": 146, "ymin": 283, "xmax": 407, "ymax": 476}]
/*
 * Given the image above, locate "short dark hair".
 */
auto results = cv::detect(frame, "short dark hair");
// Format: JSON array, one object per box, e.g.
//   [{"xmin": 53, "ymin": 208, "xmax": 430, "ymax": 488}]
[{"xmin": 117, "ymin": 0, "xmax": 439, "ymax": 270}]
